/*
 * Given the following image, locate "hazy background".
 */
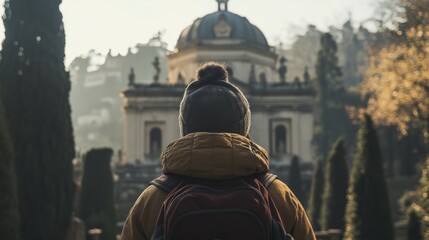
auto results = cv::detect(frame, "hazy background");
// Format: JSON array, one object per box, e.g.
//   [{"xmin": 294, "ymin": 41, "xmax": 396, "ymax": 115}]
[
  {"xmin": 0, "ymin": 0, "xmax": 378, "ymax": 64},
  {"xmin": 1, "ymin": 1, "xmax": 428, "ymax": 239}
]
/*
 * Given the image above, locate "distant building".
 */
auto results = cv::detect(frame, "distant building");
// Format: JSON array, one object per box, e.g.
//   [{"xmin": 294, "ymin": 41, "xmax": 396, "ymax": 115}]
[
  {"xmin": 120, "ymin": 0, "xmax": 315, "ymax": 175},
  {"xmin": 69, "ymin": 34, "xmax": 169, "ymax": 151},
  {"xmin": 69, "ymin": 2, "xmax": 371, "ymax": 155}
]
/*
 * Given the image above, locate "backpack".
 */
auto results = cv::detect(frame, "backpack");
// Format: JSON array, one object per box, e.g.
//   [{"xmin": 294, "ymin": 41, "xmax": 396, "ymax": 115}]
[{"xmin": 150, "ymin": 173, "xmax": 294, "ymax": 240}]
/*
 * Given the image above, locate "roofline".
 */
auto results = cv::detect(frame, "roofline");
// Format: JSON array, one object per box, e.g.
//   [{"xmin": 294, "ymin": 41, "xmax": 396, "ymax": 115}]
[
  {"xmin": 120, "ymin": 82, "xmax": 315, "ymax": 98},
  {"xmin": 168, "ymin": 44, "xmax": 277, "ymax": 60}
]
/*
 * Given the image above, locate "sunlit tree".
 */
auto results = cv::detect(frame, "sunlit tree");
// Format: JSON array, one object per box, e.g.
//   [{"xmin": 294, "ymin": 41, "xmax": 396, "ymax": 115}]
[
  {"xmin": 363, "ymin": 26, "xmax": 429, "ymax": 142},
  {"xmin": 364, "ymin": 0, "xmax": 429, "ymax": 142},
  {"xmin": 376, "ymin": 0, "xmax": 429, "ymax": 34}
]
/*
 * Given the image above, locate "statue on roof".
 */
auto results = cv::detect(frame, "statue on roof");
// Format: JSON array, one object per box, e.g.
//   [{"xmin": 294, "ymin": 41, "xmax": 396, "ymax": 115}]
[
  {"xmin": 303, "ymin": 66, "xmax": 310, "ymax": 84},
  {"xmin": 152, "ymin": 57, "xmax": 161, "ymax": 83},
  {"xmin": 128, "ymin": 68, "xmax": 135, "ymax": 87},
  {"xmin": 147, "ymin": 30, "xmax": 168, "ymax": 49},
  {"xmin": 278, "ymin": 56, "xmax": 287, "ymax": 84}
]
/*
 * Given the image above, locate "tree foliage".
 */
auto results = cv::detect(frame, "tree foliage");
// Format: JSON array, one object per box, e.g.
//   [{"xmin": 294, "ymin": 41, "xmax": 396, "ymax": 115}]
[
  {"xmin": 0, "ymin": 0, "xmax": 75, "ymax": 239},
  {"xmin": 321, "ymin": 139, "xmax": 348, "ymax": 231},
  {"xmin": 399, "ymin": 0, "xmax": 429, "ymax": 31},
  {"xmin": 376, "ymin": 0, "xmax": 429, "ymax": 34},
  {"xmin": 80, "ymin": 148, "xmax": 117, "ymax": 240},
  {"xmin": 313, "ymin": 33, "xmax": 352, "ymax": 159},
  {"xmin": 363, "ymin": 0, "xmax": 429, "ymax": 143},
  {"xmin": 0, "ymin": 100, "xmax": 19, "ymax": 240},
  {"xmin": 338, "ymin": 20, "xmax": 369, "ymax": 87},
  {"xmin": 344, "ymin": 115, "xmax": 394, "ymax": 240},
  {"xmin": 307, "ymin": 159, "xmax": 324, "ymax": 231},
  {"xmin": 363, "ymin": 26, "xmax": 429, "ymax": 141}
]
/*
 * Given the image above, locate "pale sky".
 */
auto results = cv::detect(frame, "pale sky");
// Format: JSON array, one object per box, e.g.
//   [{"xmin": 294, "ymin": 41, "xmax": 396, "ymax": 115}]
[{"xmin": 0, "ymin": 0, "xmax": 380, "ymax": 65}]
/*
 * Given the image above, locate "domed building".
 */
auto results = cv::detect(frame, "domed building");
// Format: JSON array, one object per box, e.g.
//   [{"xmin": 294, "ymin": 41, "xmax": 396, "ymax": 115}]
[
  {"xmin": 168, "ymin": 0, "xmax": 276, "ymax": 85},
  {"xmin": 120, "ymin": 0, "xmax": 315, "ymax": 175}
]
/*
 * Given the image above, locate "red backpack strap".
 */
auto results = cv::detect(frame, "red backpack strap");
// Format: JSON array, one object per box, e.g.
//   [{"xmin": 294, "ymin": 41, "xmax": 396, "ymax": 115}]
[{"xmin": 150, "ymin": 175, "xmax": 183, "ymax": 193}]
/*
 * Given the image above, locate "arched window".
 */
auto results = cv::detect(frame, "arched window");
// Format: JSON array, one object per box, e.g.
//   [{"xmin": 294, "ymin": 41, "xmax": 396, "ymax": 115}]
[
  {"xmin": 149, "ymin": 128, "xmax": 162, "ymax": 158},
  {"xmin": 275, "ymin": 125, "xmax": 287, "ymax": 154}
]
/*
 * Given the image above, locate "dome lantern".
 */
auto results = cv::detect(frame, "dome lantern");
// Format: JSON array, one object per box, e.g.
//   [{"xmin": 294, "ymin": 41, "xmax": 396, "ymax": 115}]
[{"xmin": 216, "ymin": 0, "xmax": 229, "ymax": 11}]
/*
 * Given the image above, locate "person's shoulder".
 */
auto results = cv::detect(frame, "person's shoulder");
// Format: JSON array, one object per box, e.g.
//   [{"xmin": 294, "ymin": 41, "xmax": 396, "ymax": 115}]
[
  {"xmin": 131, "ymin": 184, "xmax": 168, "ymax": 213},
  {"xmin": 267, "ymin": 179, "xmax": 301, "ymax": 209},
  {"xmin": 268, "ymin": 178, "xmax": 294, "ymax": 196},
  {"xmin": 142, "ymin": 184, "xmax": 168, "ymax": 200},
  {"xmin": 142, "ymin": 184, "xmax": 164, "ymax": 196},
  {"xmin": 122, "ymin": 184, "xmax": 169, "ymax": 240}
]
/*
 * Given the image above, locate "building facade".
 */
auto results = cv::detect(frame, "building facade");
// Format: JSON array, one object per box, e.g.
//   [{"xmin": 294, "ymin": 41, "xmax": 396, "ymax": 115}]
[{"xmin": 120, "ymin": 0, "xmax": 315, "ymax": 169}]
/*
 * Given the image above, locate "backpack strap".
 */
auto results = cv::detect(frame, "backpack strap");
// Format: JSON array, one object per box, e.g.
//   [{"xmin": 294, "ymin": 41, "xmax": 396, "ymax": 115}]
[
  {"xmin": 257, "ymin": 173, "xmax": 278, "ymax": 189},
  {"xmin": 150, "ymin": 173, "xmax": 278, "ymax": 193},
  {"xmin": 150, "ymin": 175, "xmax": 183, "ymax": 193}
]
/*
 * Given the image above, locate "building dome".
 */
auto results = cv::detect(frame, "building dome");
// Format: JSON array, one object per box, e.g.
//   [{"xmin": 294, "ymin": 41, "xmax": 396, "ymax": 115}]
[{"xmin": 176, "ymin": 7, "xmax": 269, "ymax": 51}]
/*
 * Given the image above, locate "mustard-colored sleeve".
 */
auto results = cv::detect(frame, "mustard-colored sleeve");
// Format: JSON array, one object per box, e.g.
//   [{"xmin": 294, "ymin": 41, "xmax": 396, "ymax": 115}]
[
  {"xmin": 268, "ymin": 180, "xmax": 316, "ymax": 240},
  {"xmin": 121, "ymin": 185, "xmax": 167, "ymax": 240},
  {"xmin": 121, "ymin": 192, "xmax": 148, "ymax": 240}
]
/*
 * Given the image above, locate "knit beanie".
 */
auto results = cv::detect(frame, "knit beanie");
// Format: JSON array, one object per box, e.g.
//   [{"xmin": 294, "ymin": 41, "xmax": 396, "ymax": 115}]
[{"xmin": 179, "ymin": 62, "xmax": 251, "ymax": 136}]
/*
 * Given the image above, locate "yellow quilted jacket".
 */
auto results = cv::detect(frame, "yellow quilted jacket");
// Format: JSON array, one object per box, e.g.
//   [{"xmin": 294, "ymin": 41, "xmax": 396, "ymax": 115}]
[{"xmin": 121, "ymin": 132, "xmax": 316, "ymax": 240}]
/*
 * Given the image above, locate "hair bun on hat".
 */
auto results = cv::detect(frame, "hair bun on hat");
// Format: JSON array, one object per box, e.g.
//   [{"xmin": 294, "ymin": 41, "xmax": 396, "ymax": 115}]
[
  {"xmin": 197, "ymin": 62, "xmax": 229, "ymax": 84},
  {"xmin": 179, "ymin": 62, "xmax": 251, "ymax": 137}
]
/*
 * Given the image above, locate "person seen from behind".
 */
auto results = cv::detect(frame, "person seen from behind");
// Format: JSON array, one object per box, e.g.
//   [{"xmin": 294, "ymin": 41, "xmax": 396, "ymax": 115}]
[{"xmin": 121, "ymin": 62, "xmax": 316, "ymax": 240}]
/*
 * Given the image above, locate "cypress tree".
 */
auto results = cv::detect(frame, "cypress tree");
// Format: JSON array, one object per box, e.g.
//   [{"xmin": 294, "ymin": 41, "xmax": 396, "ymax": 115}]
[
  {"xmin": 313, "ymin": 33, "xmax": 343, "ymax": 160},
  {"xmin": 80, "ymin": 148, "xmax": 117, "ymax": 240},
  {"xmin": 344, "ymin": 114, "xmax": 394, "ymax": 240},
  {"xmin": 288, "ymin": 156, "xmax": 304, "ymax": 203},
  {"xmin": 0, "ymin": 100, "xmax": 19, "ymax": 240},
  {"xmin": 307, "ymin": 159, "xmax": 324, "ymax": 231},
  {"xmin": 407, "ymin": 209, "xmax": 423, "ymax": 240},
  {"xmin": 320, "ymin": 139, "xmax": 348, "ymax": 231},
  {"xmin": 0, "ymin": 0, "xmax": 75, "ymax": 240},
  {"xmin": 416, "ymin": 157, "xmax": 429, "ymax": 238}
]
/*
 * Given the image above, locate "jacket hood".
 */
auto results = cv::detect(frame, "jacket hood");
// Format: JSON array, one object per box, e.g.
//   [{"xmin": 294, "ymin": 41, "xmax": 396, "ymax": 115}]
[{"xmin": 161, "ymin": 132, "xmax": 269, "ymax": 179}]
